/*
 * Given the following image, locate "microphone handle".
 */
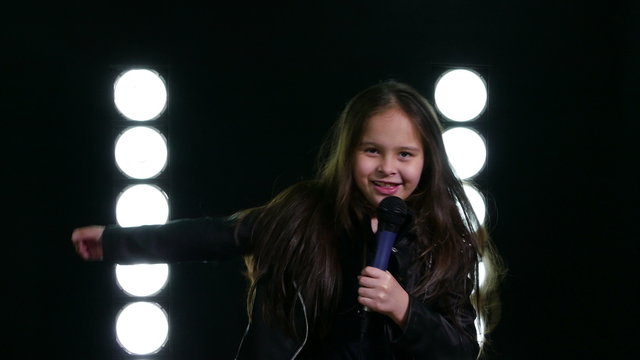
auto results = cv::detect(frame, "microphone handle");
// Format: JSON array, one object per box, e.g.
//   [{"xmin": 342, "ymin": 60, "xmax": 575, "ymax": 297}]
[{"xmin": 371, "ymin": 230, "xmax": 397, "ymax": 270}]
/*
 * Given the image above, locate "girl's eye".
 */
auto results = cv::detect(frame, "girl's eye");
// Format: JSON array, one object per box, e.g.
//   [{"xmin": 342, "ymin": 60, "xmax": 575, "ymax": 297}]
[
  {"xmin": 399, "ymin": 151, "xmax": 412, "ymax": 158},
  {"xmin": 364, "ymin": 147, "xmax": 379, "ymax": 154}
]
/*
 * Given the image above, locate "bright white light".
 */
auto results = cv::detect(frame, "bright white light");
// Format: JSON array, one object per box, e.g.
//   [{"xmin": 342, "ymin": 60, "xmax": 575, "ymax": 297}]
[
  {"xmin": 115, "ymin": 184, "xmax": 169, "ymax": 228},
  {"xmin": 114, "ymin": 126, "xmax": 168, "ymax": 179},
  {"xmin": 114, "ymin": 69, "xmax": 167, "ymax": 121},
  {"xmin": 456, "ymin": 183, "xmax": 486, "ymax": 232},
  {"xmin": 462, "ymin": 183, "xmax": 487, "ymax": 226},
  {"xmin": 115, "ymin": 302, "xmax": 169, "ymax": 355},
  {"xmin": 115, "ymin": 264, "xmax": 169, "ymax": 297},
  {"xmin": 434, "ymin": 68, "xmax": 487, "ymax": 122},
  {"xmin": 443, "ymin": 127, "xmax": 487, "ymax": 179}
]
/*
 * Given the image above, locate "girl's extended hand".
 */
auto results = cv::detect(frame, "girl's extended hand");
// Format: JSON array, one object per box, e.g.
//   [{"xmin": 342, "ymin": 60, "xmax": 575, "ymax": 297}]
[
  {"xmin": 71, "ymin": 226, "xmax": 105, "ymax": 261},
  {"xmin": 357, "ymin": 266, "xmax": 410, "ymax": 328}
]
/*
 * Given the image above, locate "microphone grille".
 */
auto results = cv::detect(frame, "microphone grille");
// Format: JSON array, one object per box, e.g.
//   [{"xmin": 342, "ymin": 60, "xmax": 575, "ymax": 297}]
[{"xmin": 377, "ymin": 196, "xmax": 408, "ymax": 230}]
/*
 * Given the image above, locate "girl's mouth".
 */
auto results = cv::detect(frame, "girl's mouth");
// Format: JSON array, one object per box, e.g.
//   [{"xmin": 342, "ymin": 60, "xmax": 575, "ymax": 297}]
[{"xmin": 372, "ymin": 181, "xmax": 400, "ymax": 194}]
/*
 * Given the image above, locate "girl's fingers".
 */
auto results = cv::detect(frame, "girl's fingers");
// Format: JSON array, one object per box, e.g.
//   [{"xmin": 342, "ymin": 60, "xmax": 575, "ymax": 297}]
[{"xmin": 360, "ymin": 266, "xmax": 385, "ymax": 278}]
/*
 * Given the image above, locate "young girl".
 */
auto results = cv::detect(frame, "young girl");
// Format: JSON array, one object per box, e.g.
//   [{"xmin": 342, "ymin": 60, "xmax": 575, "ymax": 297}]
[{"xmin": 72, "ymin": 80, "xmax": 502, "ymax": 359}]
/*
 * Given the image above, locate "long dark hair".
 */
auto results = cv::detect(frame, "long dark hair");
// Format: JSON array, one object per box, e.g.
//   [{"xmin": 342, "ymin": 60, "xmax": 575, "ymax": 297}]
[{"xmin": 238, "ymin": 80, "xmax": 503, "ymax": 344}]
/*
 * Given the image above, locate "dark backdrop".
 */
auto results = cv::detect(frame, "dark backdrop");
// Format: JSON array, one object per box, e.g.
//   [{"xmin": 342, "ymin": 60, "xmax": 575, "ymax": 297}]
[{"xmin": 4, "ymin": 1, "xmax": 638, "ymax": 359}]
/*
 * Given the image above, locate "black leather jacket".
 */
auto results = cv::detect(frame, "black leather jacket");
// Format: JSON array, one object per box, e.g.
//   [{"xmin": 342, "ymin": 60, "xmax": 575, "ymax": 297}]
[{"xmin": 103, "ymin": 216, "xmax": 479, "ymax": 359}]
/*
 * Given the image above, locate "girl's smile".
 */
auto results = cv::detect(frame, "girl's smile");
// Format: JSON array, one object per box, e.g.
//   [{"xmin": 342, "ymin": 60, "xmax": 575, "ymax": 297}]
[{"xmin": 372, "ymin": 181, "xmax": 401, "ymax": 195}]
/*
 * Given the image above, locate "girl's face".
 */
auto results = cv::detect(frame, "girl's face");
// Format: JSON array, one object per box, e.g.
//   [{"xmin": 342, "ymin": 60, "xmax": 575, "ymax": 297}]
[{"xmin": 353, "ymin": 106, "xmax": 424, "ymax": 208}]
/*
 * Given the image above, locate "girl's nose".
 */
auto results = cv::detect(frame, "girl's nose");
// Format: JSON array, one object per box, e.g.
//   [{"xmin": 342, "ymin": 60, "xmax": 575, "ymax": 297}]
[{"xmin": 377, "ymin": 157, "xmax": 397, "ymax": 176}]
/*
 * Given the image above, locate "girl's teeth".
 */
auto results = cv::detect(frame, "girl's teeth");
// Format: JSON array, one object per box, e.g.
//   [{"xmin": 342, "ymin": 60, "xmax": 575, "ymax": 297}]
[{"xmin": 375, "ymin": 182, "xmax": 395, "ymax": 187}]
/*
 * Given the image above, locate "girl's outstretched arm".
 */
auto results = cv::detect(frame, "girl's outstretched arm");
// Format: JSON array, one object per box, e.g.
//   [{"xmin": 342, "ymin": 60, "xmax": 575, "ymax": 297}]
[{"xmin": 72, "ymin": 217, "xmax": 252, "ymax": 265}]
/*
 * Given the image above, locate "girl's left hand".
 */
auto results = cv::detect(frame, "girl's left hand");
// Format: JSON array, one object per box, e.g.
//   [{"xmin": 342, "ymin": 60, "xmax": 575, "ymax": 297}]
[{"xmin": 357, "ymin": 266, "xmax": 409, "ymax": 328}]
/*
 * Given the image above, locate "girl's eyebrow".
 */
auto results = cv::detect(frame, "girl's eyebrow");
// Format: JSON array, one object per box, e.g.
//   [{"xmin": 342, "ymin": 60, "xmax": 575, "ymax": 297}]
[
  {"xmin": 359, "ymin": 141, "xmax": 421, "ymax": 152},
  {"xmin": 398, "ymin": 146, "xmax": 422, "ymax": 152}
]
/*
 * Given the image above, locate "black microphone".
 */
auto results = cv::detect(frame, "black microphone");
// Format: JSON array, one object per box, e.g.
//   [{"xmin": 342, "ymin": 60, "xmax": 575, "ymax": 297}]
[{"xmin": 361, "ymin": 196, "xmax": 408, "ymax": 333}]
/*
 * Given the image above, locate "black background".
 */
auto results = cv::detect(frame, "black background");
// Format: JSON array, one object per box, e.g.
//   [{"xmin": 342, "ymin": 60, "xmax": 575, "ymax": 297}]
[{"xmin": 3, "ymin": 1, "xmax": 638, "ymax": 359}]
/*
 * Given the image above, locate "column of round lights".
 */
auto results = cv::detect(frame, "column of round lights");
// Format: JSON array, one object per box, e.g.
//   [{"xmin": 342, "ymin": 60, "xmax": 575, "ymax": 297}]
[
  {"xmin": 112, "ymin": 68, "xmax": 171, "ymax": 357},
  {"xmin": 433, "ymin": 67, "xmax": 489, "ymax": 344}
]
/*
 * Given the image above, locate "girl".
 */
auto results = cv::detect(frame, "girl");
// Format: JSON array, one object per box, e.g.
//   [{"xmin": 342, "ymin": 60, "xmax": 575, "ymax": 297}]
[{"xmin": 72, "ymin": 80, "xmax": 502, "ymax": 359}]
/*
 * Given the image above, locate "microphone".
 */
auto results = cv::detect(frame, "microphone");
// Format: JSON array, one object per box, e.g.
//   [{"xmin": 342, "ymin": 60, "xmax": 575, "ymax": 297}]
[
  {"xmin": 370, "ymin": 196, "xmax": 408, "ymax": 271},
  {"xmin": 362, "ymin": 196, "xmax": 408, "ymax": 319}
]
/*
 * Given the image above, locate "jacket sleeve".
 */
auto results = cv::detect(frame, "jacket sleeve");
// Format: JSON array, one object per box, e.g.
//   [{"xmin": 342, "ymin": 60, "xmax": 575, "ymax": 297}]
[
  {"xmin": 102, "ymin": 216, "xmax": 254, "ymax": 264},
  {"xmin": 388, "ymin": 293, "xmax": 480, "ymax": 359}
]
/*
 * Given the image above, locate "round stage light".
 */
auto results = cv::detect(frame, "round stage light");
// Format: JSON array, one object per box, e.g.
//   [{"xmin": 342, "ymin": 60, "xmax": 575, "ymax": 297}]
[
  {"xmin": 114, "ymin": 126, "xmax": 168, "ymax": 179},
  {"xmin": 115, "ymin": 184, "xmax": 169, "ymax": 227},
  {"xmin": 114, "ymin": 69, "xmax": 167, "ymax": 121},
  {"xmin": 115, "ymin": 264, "xmax": 170, "ymax": 297},
  {"xmin": 434, "ymin": 68, "xmax": 487, "ymax": 122},
  {"xmin": 443, "ymin": 127, "xmax": 487, "ymax": 179},
  {"xmin": 115, "ymin": 302, "xmax": 169, "ymax": 355},
  {"xmin": 463, "ymin": 182, "xmax": 487, "ymax": 227}
]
